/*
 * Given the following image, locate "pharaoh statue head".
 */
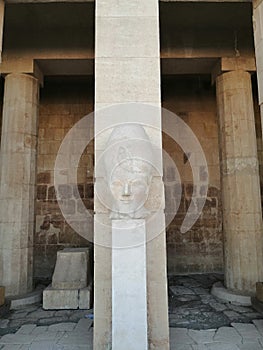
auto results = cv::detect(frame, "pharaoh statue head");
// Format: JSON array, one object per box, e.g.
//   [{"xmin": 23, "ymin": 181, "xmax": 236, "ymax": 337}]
[{"xmin": 103, "ymin": 124, "xmax": 154, "ymax": 219}]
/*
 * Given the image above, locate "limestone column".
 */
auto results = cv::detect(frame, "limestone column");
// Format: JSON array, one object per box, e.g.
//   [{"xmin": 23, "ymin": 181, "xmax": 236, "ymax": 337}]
[
  {"xmin": 253, "ymin": 0, "xmax": 263, "ymax": 135},
  {"xmin": 0, "ymin": 73, "xmax": 39, "ymax": 296},
  {"xmin": 216, "ymin": 70, "xmax": 263, "ymax": 295},
  {"xmin": 0, "ymin": 0, "xmax": 4, "ymax": 62},
  {"xmin": 94, "ymin": 0, "xmax": 169, "ymax": 349}
]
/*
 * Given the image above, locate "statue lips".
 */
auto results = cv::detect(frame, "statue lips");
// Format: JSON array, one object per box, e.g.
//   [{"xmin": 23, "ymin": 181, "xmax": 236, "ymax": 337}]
[{"xmin": 120, "ymin": 198, "xmax": 133, "ymax": 202}]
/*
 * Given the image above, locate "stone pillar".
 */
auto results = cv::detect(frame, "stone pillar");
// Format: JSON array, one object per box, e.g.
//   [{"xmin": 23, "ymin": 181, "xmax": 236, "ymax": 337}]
[
  {"xmin": 94, "ymin": 0, "xmax": 169, "ymax": 349},
  {"xmin": 216, "ymin": 70, "xmax": 263, "ymax": 295},
  {"xmin": 253, "ymin": 0, "xmax": 263, "ymax": 135},
  {"xmin": 0, "ymin": 0, "xmax": 4, "ymax": 62},
  {"xmin": 0, "ymin": 73, "xmax": 39, "ymax": 296}
]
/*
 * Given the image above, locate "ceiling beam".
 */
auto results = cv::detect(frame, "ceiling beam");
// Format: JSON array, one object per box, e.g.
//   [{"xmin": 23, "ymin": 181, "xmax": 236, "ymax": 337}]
[{"xmin": 5, "ymin": 0, "xmax": 251, "ymax": 4}]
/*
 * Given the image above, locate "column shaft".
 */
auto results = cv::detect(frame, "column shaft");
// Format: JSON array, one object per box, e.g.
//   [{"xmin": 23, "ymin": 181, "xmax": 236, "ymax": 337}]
[
  {"xmin": 0, "ymin": 0, "xmax": 4, "ymax": 62},
  {"xmin": 216, "ymin": 70, "xmax": 263, "ymax": 294},
  {"xmin": 0, "ymin": 73, "xmax": 39, "ymax": 296},
  {"xmin": 253, "ymin": 0, "xmax": 263, "ymax": 135},
  {"xmin": 95, "ymin": 0, "xmax": 169, "ymax": 349}
]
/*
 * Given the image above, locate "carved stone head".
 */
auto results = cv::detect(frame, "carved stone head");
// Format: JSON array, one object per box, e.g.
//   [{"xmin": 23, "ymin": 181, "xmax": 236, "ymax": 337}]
[{"xmin": 104, "ymin": 124, "xmax": 153, "ymax": 219}]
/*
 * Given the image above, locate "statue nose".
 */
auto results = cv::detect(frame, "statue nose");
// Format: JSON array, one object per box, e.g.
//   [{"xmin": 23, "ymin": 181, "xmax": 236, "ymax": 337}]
[{"xmin": 122, "ymin": 182, "xmax": 131, "ymax": 196}]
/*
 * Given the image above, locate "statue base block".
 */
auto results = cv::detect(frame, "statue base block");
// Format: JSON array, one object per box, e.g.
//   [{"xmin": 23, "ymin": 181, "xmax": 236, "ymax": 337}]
[{"xmin": 112, "ymin": 219, "xmax": 147, "ymax": 350}]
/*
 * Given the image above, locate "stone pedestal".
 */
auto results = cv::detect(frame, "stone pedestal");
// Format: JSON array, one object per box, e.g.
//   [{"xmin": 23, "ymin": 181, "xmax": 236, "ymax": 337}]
[
  {"xmin": 112, "ymin": 220, "xmax": 147, "ymax": 350},
  {"xmin": 43, "ymin": 248, "xmax": 92, "ymax": 310},
  {"xmin": 0, "ymin": 73, "xmax": 39, "ymax": 296},
  {"xmin": 43, "ymin": 287, "xmax": 79, "ymax": 310},
  {"xmin": 52, "ymin": 248, "xmax": 90, "ymax": 290},
  {"xmin": 211, "ymin": 282, "xmax": 252, "ymax": 306},
  {"xmin": 216, "ymin": 70, "xmax": 263, "ymax": 295}
]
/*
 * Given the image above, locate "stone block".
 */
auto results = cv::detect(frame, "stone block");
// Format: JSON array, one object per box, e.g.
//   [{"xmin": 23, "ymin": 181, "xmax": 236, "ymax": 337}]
[
  {"xmin": 169, "ymin": 328, "xmax": 194, "ymax": 345},
  {"xmin": 0, "ymin": 286, "xmax": 5, "ymax": 306},
  {"xmin": 79, "ymin": 286, "xmax": 92, "ymax": 310},
  {"xmin": 74, "ymin": 318, "xmax": 93, "ymax": 333},
  {"xmin": 256, "ymin": 282, "xmax": 263, "ymax": 302},
  {"xmin": 188, "ymin": 329, "xmax": 215, "ymax": 344},
  {"xmin": 43, "ymin": 286, "xmax": 78, "ymax": 310},
  {"xmin": 96, "ymin": 17, "xmax": 159, "ymax": 58},
  {"xmin": 95, "ymin": 57, "xmax": 160, "ymax": 104},
  {"xmin": 9, "ymin": 289, "xmax": 42, "ymax": 310},
  {"xmin": 0, "ymin": 333, "xmax": 36, "ymax": 345},
  {"xmin": 231, "ymin": 322, "xmax": 261, "ymax": 341},
  {"xmin": 95, "ymin": 0, "xmax": 158, "ymax": 17},
  {"xmin": 94, "ymin": 101, "xmax": 161, "ymax": 139},
  {"xmin": 112, "ymin": 220, "xmax": 147, "ymax": 349},
  {"xmin": 16, "ymin": 324, "xmax": 37, "ymax": 335},
  {"xmin": 52, "ymin": 248, "xmax": 91, "ymax": 289},
  {"xmin": 214, "ymin": 327, "xmax": 242, "ymax": 344},
  {"xmin": 48, "ymin": 322, "xmax": 76, "ymax": 332},
  {"xmin": 57, "ymin": 332, "xmax": 93, "ymax": 346}
]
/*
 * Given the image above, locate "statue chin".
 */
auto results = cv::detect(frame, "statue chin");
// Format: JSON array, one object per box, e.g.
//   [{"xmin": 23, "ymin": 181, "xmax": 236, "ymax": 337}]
[{"xmin": 110, "ymin": 205, "xmax": 151, "ymax": 220}]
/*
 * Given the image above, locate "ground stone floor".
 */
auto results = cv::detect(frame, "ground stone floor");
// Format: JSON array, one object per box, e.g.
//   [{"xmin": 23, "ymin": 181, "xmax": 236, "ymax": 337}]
[
  {"xmin": 1, "ymin": 320, "xmax": 263, "ymax": 350},
  {"xmin": 1, "ymin": 274, "xmax": 263, "ymax": 349}
]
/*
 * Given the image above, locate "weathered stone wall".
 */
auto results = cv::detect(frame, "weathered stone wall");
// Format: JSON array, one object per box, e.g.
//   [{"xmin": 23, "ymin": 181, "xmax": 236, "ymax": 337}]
[
  {"xmin": 34, "ymin": 78, "xmax": 94, "ymax": 283},
  {"xmin": 162, "ymin": 76, "xmax": 223, "ymax": 274},
  {"xmin": 163, "ymin": 75, "xmax": 263, "ymax": 275},
  {"xmin": 30, "ymin": 75, "xmax": 263, "ymax": 280}
]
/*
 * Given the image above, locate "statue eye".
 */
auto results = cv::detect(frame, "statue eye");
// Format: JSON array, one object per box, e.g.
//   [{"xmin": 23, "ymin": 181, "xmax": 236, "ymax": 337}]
[
  {"xmin": 111, "ymin": 181, "xmax": 123, "ymax": 188},
  {"xmin": 131, "ymin": 180, "xmax": 147, "ymax": 188}
]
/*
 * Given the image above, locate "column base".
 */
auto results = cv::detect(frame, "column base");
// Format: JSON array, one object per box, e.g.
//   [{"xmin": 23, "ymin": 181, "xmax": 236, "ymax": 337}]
[
  {"xmin": 211, "ymin": 282, "xmax": 252, "ymax": 306},
  {"xmin": 7, "ymin": 288, "xmax": 43, "ymax": 310}
]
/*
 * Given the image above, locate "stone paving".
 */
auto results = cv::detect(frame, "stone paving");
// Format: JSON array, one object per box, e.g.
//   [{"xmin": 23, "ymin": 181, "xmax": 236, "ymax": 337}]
[
  {"xmin": 1, "ymin": 319, "xmax": 263, "ymax": 349},
  {"xmin": 169, "ymin": 321, "xmax": 263, "ymax": 349},
  {"xmin": 169, "ymin": 274, "xmax": 262, "ymax": 329},
  {"xmin": 0, "ymin": 274, "xmax": 263, "ymax": 349},
  {"xmin": 0, "ymin": 319, "xmax": 93, "ymax": 349}
]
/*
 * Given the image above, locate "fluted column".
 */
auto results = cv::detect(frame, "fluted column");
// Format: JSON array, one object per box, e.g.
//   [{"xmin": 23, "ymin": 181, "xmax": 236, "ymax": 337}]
[
  {"xmin": 216, "ymin": 70, "xmax": 263, "ymax": 295},
  {"xmin": 0, "ymin": 73, "xmax": 39, "ymax": 296}
]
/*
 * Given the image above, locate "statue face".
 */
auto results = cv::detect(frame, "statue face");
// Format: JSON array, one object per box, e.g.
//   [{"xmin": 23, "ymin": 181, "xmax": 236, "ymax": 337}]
[
  {"xmin": 109, "ymin": 160, "xmax": 150, "ymax": 218},
  {"xmin": 102, "ymin": 124, "xmax": 154, "ymax": 219}
]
